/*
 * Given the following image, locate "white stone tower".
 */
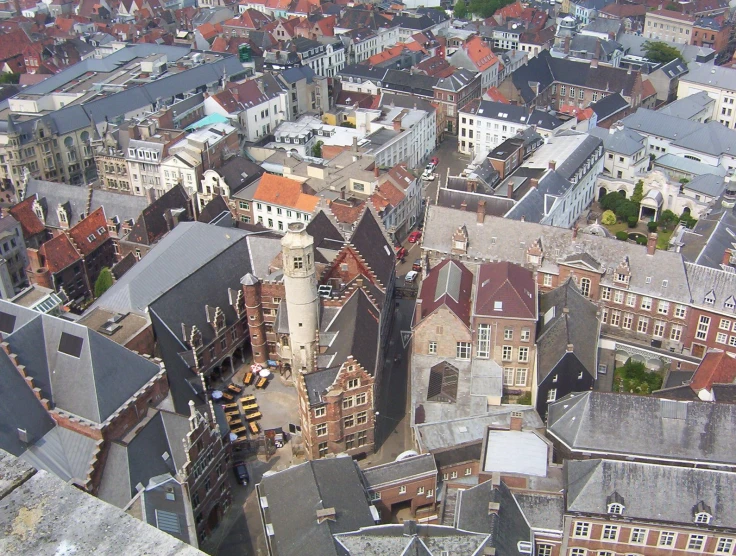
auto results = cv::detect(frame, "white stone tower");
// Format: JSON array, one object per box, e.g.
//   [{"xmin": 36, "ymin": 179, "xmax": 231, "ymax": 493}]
[{"xmin": 281, "ymin": 221, "xmax": 319, "ymax": 374}]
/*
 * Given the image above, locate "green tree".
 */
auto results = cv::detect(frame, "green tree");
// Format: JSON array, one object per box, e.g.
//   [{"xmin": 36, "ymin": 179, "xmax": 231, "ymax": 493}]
[
  {"xmin": 601, "ymin": 210, "xmax": 616, "ymax": 225},
  {"xmin": 94, "ymin": 268, "xmax": 114, "ymax": 298},
  {"xmin": 631, "ymin": 179, "xmax": 644, "ymax": 204},
  {"xmin": 642, "ymin": 40, "xmax": 683, "ymax": 64},
  {"xmin": 658, "ymin": 209, "xmax": 679, "ymax": 230},
  {"xmin": 614, "ymin": 359, "xmax": 663, "ymax": 395},
  {"xmin": 311, "ymin": 140, "xmax": 324, "ymax": 158},
  {"xmin": 454, "ymin": 0, "xmax": 467, "ymax": 18}
]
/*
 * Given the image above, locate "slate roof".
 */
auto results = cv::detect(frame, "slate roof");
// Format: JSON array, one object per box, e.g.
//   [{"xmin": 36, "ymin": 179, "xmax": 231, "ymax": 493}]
[
  {"xmin": 392, "ymin": 14, "xmax": 435, "ymax": 31},
  {"xmin": 681, "ymin": 63, "xmax": 736, "ymax": 91},
  {"xmin": 455, "ymin": 480, "xmax": 531, "ymax": 554},
  {"xmin": 197, "ymin": 195, "xmax": 230, "ymax": 224},
  {"xmin": 685, "ymin": 262, "xmax": 736, "ymax": 314},
  {"xmin": 348, "ymin": 207, "xmax": 394, "ymax": 289},
  {"xmin": 0, "ymin": 347, "xmax": 55, "ymax": 457},
  {"xmin": 566, "ymin": 459, "xmax": 736, "ymax": 528},
  {"xmin": 536, "ymin": 279, "xmax": 599, "ymax": 382},
  {"xmin": 97, "ymin": 410, "xmax": 190, "ymax": 509},
  {"xmin": 257, "ymin": 457, "xmax": 375, "ymax": 556},
  {"xmin": 0, "ymin": 300, "xmax": 160, "ymax": 424},
  {"xmin": 91, "ymin": 222, "xmax": 251, "ymax": 316},
  {"xmin": 434, "ymin": 68, "xmax": 478, "ymax": 92},
  {"xmin": 362, "ymin": 454, "xmax": 436, "ymax": 489},
  {"xmin": 334, "ymin": 523, "xmax": 492, "ymax": 555},
  {"xmin": 654, "ymin": 153, "xmax": 726, "ymax": 178},
  {"xmin": 671, "ymin": 120, "xmax": 736, "ymax": 158},
  {"xmin": 19, "ymin": 426, "xmax": 98, "ymax": 484},
  {"xmin": 125, "ymin": 184, "xmax": 191, "ymax": 246},
  {"xmin": 686, "ymin": 174, "xmax": 725, "ymax": 197},
  {"xmin": 279, "ymin": 65, "xmax": 317, "ymax": 84},
  {"xmin": 417, "ymin": 259, "xmax": 473, "ymax": 326},
  {"xmin": 474, "ymin": 261, "xmax": 536, "ymax": 319},
  {"xmin": 214, "ymin": 155, "xmax": 264, "ymax": 194},
  {"xmin": 590, "ymin": 92, "xmax": 629, "ymax": 122},
  {"xmin": 24, "ymin": 179, "xmax": 149, "ymax": 229},
  {"xmin": 658, "ymin": 90, "xmax": 714, "ymax": 120},
  {"xmin": 513, "ymin": 492, "xmax": 564, "ymax": 531},
  {"xmin": 547, "ymin": 391, "xmax": 736, "ymax": 467},
  {"xmin": 422, "ymin": 208, "xmax": 691, "ymax": 302},
  {"xmin": 588, "ymin": 126, "xmax": 645, "ymax": 156}
]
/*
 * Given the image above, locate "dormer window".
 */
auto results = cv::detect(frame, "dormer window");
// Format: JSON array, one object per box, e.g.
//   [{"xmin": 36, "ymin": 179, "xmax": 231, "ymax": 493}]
[
  {"xmin": 615, "ymin": 273, "xmax": 629, "ymax": 284},
  {"xmin": 695, "ymin": 512, "xmax": 712, "ymax": 524},
  {"xmin": 607, "ymin": 503, "xmax": 624, "ymax": 515},
  {"xmin": 705, "ymin": 291, "xmax": 716, "ymax": 305},
  {"xmin": 725, "ymin": 296, "xmax": 735, "ymax": 310}
]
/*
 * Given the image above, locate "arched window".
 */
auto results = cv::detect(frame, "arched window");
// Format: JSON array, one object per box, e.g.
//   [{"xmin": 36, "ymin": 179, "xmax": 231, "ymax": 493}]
[
  {"xmin": 695, "ymin": 512, "xmax": 712, "ymax": 524},
  {"xmin": 607, "ymin": 503, "xmax": 624, "ymax": 515}
]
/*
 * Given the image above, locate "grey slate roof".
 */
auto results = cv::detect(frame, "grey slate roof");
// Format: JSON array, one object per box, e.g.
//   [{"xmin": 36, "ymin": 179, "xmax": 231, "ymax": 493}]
[
  {"xmin": 422, "ymin": 208, "xmax": 691, "ymax": 302},
  {"xmin": 25, "ymin": 179, "xmax": 150, "ymax": 229},
  {"xmin": 513, "ymin": 492, "xmax": 564, "ymax": 531},
  {"xmin": 621, "ymin": 107, "xmax": 702, "ymax": 141},
  {"xmin": 349, "ymin": 207, "xmax": 394, "ymax": 289},
  {"xmin": 658, "ymin": 90, "xmax": 714, "ymax": 120},
  {"xmin": 590, "ymin": 92, "xmax": 629, "ymax": 121},
  {"xmin": 0, "ymin": 300, "xmax": 160, "ymax": 424},
  {"xmin": 0, "ymin": 450, "xmax": 204, "ymax": 555},
  {"xmin": 681, "ymin": 63, "xmax": 736, "ymax": 92},
  {"xmin": 19, "ymin": 426, "xmax": 98, "ymax": 484},
  {"xmin": 588, "ymin": 126, "xmax": 645, "ymax": 156},
  {"xmin": 91, "ymin": 222, "xmax": 251, "ymax": 316},
  {"xmin": 671, "ymin": 120, "xmax": 736, "ymax": 158},
  {"xmin": 362, "ymin": 454, "xmax": 436, "ymax": 489},
  {"xmin": 334, "ymin": 523, "xmax": 491, "ymax": 556},
  {"xmin": 279, "ymin": 65, "xmax": 317, "ymax": 84},
  {"xmin": 435, "ymin": 68, "xmax": 478, "ymax": 92},
  {"xmin": 654, "ymin": 153, "xmax": 727, "ymax": 178},
  {"xmin": 547, "ymin": 391, "xmax": 736, "ymax": 467},
  {"xmin": 686, "ymin": 174, "xmax": 725, "ymax": 197},
  {"xmin": 685, "ymin": 262, "xmax": 736, "ymax": 314},
  {"xmin": 455, "ymin": 480, "xmax": 531, "ymax": 554},
  {"xmin": 566, "ymin": 459, "xmax": 736, "ymax": 528},
  {"xmin": 536, "ymin": 279, "xmax": 599, "ymax": 382},
  {"xmin": 257, "ymin": 457, "xmax": 375, "ymax": 556}
]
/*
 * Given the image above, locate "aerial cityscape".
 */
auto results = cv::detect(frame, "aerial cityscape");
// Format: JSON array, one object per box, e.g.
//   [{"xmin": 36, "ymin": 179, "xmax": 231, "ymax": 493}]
[{"xmin": 0, "ymin": 0, "xmax": 735, "ymax": 554}]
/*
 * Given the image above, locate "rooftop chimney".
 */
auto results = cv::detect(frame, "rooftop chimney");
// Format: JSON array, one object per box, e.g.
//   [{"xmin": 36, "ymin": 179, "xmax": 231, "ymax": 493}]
[
  {"xmin": 590, "ymin": 57, "xmax": 598, "ymax": 69},
  {"xmin": 548, "ymin": 160, "xmax": 556, "ymax": 171},
  {"xmin": 477, "ymin": 200, "xmax": 486, "ymax": 224},
  {"xmin": 507, "ymin": 180, "xmax": 514, "ymax": 198},
  {"xmin": 646, "ymin": 232, "xmax": 657, "ymax": 256},
  {"xmin": 316, "ymin": 508, "xmax": 337, "ymax": 524},
  {"xmin": 352, "ymin": 136, "xmax": 358, "ymax": 153},
  {"xmin": 460, "ymin": 200, "xmax": 467, "ymax": 211},
  {"xmin": 572, "ymin": 225, "xmax": 578, "ymax": 240},
  {"xmin": 510, "ymin": 411, "xmax": 523, "ymax": 431},
  {"xmin": 564, "ymin": 36, "xmax": 571, "ymax": 55},
  {"xmin": 566, "ymin": 343, "xmax": 574, "ymax": 352},
  {"xmin": 723, "ymin": 249, "xmax": 733, "ymax": 266},
  {"xmin": 374, "ymin": 164, "xmax": 379, "ymax": 178}
]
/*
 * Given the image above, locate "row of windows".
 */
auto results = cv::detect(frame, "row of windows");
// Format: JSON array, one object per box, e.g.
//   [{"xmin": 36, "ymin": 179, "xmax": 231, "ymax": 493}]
[
  {"xmin": 370, "ymin": 485, "xmax": 434, "ymax": 500},
  {"xmin": 602, "ymin": 309, "xmax": 682, "ymax": 340},
  {"xmin": 317, "ymin": 431, "xmax": 367, "ymax": 456},
  {"xmin": 428, "ymin": 340, "xmax": 529, "ymax": 363},
  {"xmin": 601, "ymin": 288, "xmax": 685, "ymax": 316},
  {"xmin": 572, "ymin": 522, "xmax": 734, "ymax": 553}
]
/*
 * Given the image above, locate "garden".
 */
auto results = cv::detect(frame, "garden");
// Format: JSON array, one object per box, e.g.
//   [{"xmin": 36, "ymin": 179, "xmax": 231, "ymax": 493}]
[
  {"xmin": 613, "ymin": 359, "xmax": 664, "ymax": 395},
  {"xmin": 599, "ymin": 180, "xmax": 697, "ymax": 249}
]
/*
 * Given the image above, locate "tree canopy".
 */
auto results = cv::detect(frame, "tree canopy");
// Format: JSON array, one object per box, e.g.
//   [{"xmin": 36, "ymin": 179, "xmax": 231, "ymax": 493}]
[
  {"xmin": 467, "ymin": 0, "xmax": 516, "ymax": 19},
  {"xmin": 454, "ymin": 0, "xmax": 467, "ymax": 19},
  {"xmin": 94, "ymin": 268, "xmax": 114, "ymax": 298},
  {"xmin": 642, "ymin": 40, "xmax": 682, "ymax": 64}
]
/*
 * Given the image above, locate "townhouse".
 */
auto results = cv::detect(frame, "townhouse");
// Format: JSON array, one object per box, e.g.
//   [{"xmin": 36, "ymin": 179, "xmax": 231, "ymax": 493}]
[
  {"xmin": 449, "ymin": 36, "xmax": 501, "ymax": 90},
  {"xmin": 645, "ymin": 9, "xmax": 696, "ymax": 44},
  {"xmin": 250, "ymin": 173, "xmax": 318, "ymax": 231}
]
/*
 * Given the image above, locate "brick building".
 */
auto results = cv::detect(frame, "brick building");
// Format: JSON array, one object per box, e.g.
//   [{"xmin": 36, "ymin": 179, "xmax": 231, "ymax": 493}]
[{"xmin": 362, "ymin": 454, "xmax": 437, "ymax": 520}]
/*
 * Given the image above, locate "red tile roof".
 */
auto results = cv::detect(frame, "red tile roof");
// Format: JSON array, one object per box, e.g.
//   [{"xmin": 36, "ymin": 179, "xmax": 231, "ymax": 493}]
[
  {"xmin": 418, "ymin": 259, "xmax": 474, "ymax": 326},
  {"xmin": 484, "ymin": 86, "xmax": 510, "ymax": 103},
  {"xmin": 690, "ymin": 350, "xmax": 736, "ymax": 392},
  {"xmin": 386, "ymin": 163, "xmax": 415, "ymax": 191},
  {"xmin": 67, "ymin": 207, "xmax": 110, "ymax": 257},
  {"xmin": 474, "ymin": 261, "xmax": 536, "ymax": 319},
  {"xmin": 463, "ymin": 36, "xmax": 499, "ymax": 73},
  {"xmin": 253, "ymin": 173, "xmax": 319, "ymax": 212},
  {"xmin": 648, "ymin": 9, "xmax": 696, "ymax": 22},
  {"xmin": 329, "ymin": 198, "xmax": 365, "ymax": 224},
  {"xmin": 39, "ymin": 232, "xmax": 80, "ymax": 273},
  {"xmin": 370, "ymin": 179, "xmax": 405, "ymax": 214},
  {"xmin": 9, "ymin": 196, "xmax": 45, "ymax": 238}
]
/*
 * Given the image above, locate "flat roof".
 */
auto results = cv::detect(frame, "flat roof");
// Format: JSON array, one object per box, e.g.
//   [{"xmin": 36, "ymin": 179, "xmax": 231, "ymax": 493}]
[{"xmin": 483, "ymin": 430, "xmax": 548, "ymax": 476}]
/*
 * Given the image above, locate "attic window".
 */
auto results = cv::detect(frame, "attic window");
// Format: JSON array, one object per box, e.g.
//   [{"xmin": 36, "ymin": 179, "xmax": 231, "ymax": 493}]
[
  {"xmin": 705, "ymin": 291, "xmax": 716, "ymax": 305},
  {"xmin": 97, "ymin": 227, "xmax": 105, "ymax": 235},
  {"xmin": 725, "ymin": 297, "xmax": 736, "ymax": 310},
  {"xmin": 427, "ymin": 362, "xmax": 459, "ymax": 403},
  {"xmin": 695, "ymin": 512, "xmax": 712, "ymax": 524},
  {"xmin": 87, "ymin": 234, "xmax": 96, "ymax": 242},
  {"xmin": 494, "ymin": 301, "xmax": 503, "ymax": 311},
  {"xmin": 607, "ymin": 503, "xmax": 624, "ymax": 515},
  {"xmin": 58, "ymin": 332, "xmax": 83, "ymax": 358}
]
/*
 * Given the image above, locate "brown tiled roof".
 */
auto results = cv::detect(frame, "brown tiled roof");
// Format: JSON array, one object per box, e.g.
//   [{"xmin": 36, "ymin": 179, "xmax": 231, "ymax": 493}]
[
  {"xmin": 67, "ymin": 207, "xmax": 110, "ymax": 257},
  {"xmin": 386, "ymin": 163, "xmax": 415, "ymax": 191},
  {"xmin": 648, "ymin": 9, "xmax": 696, "ymax": 22},
  {"xmin": 691, "ymin": 350, "xmax": 736, "ymax": 392},
  {"xmin": 418, "ymin": 259, "xmax": 474, "ymax": 326},
  {"xmin": 370, "ymin": 180, "xmax": 404, "ymax": 214},
  {"xmin": 463, "ymin": 36, "xmax": 499, "ymax": 73},
  {"xmin": 329, "ymin": 198, "xmax": 365, "ymax": 224},
  {"xmin": 39, "ymin": 232, "xmax": 80, "ymax": 273},
  {"xmin": 9, "ymin": 195, "xmax": 45, "ymax": 238},
  {"xmin": 474, "ymin": 261, "xmax": 536, "ymax": 319},
  {"xmin": 253, "ymin": 173, "xmax": 319, "ymax": 212},
  {"xmin": 600, "ymin": 3, "xmax": 646, "ymax": 17}
]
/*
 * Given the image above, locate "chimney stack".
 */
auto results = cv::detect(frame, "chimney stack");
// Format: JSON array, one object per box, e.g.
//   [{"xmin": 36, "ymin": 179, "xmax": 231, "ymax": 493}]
[
  {"xmin": 723, "ymin": 249, "xmax": 733, "ymax": 266},
  {"xmin": 507, "ymin": 180, "xmax": 513, "ymax": 198},
  {"xmin": 374, "ymin": 164, "xmax": 379, "ymax": 178},
  {"xmin": 564, "ymin": 36, "xmax": 571, "ymax": 54},
  {"xmin": 414, "ymin": 298, "xmax": 423, "ymax": 326},
  {"xmin": 590, "ymin": 58, "xmax": 598, "ymax": 69},
  {"xmin": 460, "ymin": 200, "xmax": 467, "ymax": 211},
  {"xmin": 477, "ymin": 200, "xmax": 486, "ymax": 224},
  {"xmin": 509, "ymin": 411, "xmax": 523, "ymax": 431},
  {"xmin": 646, "ymin": 232, "xmax": 657, "ymax": 255},
  {"xmin": 572, "ymin": 225, "xmax": 578, "ymax": 240},
  {"xmin": 530, "ymin": 178, "xmax": 539, "ymax": 188},
  {"xmin": 566, "ymin": 343, "xmax": 574, "ymax": 352},
  {"xmin": 548, "ymin": 160, "xmax": 556, "ymax": 171},
  {"xmin": 352, "ymin": 136, "xmax": 358, "ymax": 153}
]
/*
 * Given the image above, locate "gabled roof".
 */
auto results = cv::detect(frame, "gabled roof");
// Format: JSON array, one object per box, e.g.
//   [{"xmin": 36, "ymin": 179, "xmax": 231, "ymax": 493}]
[
  {"xmin": 252, "ymin": 173, "xmax": 319, "ymax": 212},
  {"xmin": 690, "ymin": 350, "xmax": 736, "ymax": 393},
  {"xmin": 38, "ymin": 233, "xmax": 80, "ymax": 274},
  {"xmin": 566, "ymin": 459, "xmax": 736, "ymax": 528},
  {"xmin": 537, "ymin": 279, "xmax": 599, "ymax": 382},
  {"xmin": 8, "ymin": 195, "xmax": 46, "ymax": 238},
  {"xmin": 474, "ymin": 261, "xmax": 535, "ymax": 319},
  {"xmin": 258, "ymin": 458, "xmax": 375, "ymax": 556},
  {"xmin": 348, "ymin": 207, "xmax": 394, "ymax": 289},
  {"xmin": 547, "ymin": 391, "xmax": 736, "ymax": 467},
  {"xmin": 462, "ymin": 36, "xmax": 499, "ymax": 72},
  {"xmin": 417, "ymin": 259, "xmax": 473, "ymax": 326},
  {"xmin": 67, "ymin": 207, "xmax": 110, "ymax": 257},
  {"xmin": 0, "ymin": 300, "xmax": 160, "ymax": 424},
  {"xmin": 126, "ymin": 183, "xmax": 191, "ymax": 246}
]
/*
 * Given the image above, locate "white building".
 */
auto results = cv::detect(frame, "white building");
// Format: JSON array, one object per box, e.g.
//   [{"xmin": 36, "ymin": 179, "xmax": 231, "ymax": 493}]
[
  {"xmin": 589, "ymin": 125, "xmax": 649, "ymax": 182},
  {"xmin": 677, "ymin": 64, "xmax": 736, "ymax": 129},
  {"xmin": 268, "ymin": 116, "xmax": 364, "ymax": 157},
  {"xmin": 251, "ymin": 173, "xmax": 318, "ymax": 232}
]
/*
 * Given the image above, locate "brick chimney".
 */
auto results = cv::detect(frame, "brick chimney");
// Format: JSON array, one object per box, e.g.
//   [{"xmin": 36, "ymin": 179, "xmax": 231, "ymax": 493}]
[
  {"xmin": 460, "ymin": 200, "xmax": 467, "ymax": 211},
  {"xmin": 414, "ymin": 298, "xmax": 423, "ymax": 325},
  {"xmin": 723, "ymin": 249, "xmax": 733, "ymax": 266},
  {"xmin": 509, "ymin": 411, "xmax": 523, "ymax": 431},
  {"xmin": 566, "ymin": 343, "xmax": 574, "ymax": 352},
  {"xmin": 564, "ymin": 36, "xmax": 571, "ymax": 54},
  {"xmin": 548, "ymin": 160, "xmax": 556, "ymax": 171},
  {"xmin": 374, "ymin": 164, "xmax": 379, "ymax": 177},
  {"xmin": 507, "ymin": 180, "xmax": 513, "ymax": 198},
  {"xmin": 572, "ymin": 225, "xmax": 578, "ymax": 240},
  {"xmin": 477, "ymin": 200, "xmax": 486, "ymax": 224},
  {"xmin": 647, "ymin": 232, "xmax": 657, "ymax": 255},
  {"xmin": 530, "ymin": 178, "xmax": 539, "ymax": 188}
]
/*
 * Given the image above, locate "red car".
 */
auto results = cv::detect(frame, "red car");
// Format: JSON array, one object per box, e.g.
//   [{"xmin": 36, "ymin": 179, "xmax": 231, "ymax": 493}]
[
  {"xmin": 396, "ymin": 247, "xmax": 407, "ymax": 259},
  {"xmin": 407, "ymin": 231, "xmax": 422, "ymax": 243},
  {"xmin": 431, "ymin": 156, "xmax": 439, "ymax": 165}
]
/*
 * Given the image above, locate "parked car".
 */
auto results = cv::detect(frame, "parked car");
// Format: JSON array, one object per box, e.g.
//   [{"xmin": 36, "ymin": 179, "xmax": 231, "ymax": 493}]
[
  {"xmin": 233, "ymin": 461, "xmax": 249, "ymax": 486},
  {"xmin": 421, "ymin": 170, "xmax": 435, "ymax": 181},
  {"xmin": 431, "ymin": 156, "xmax": 439, "ymax": 165},
  {"xmin": 408, "ymin": 231, "xmax": 422, "ymax": 243},
  {"xmin": 405, "ymin": 270, "xmax": 419, "ymax": 283},
  {"xmin": 412, "ymin": 259, "xmax": 422, "ymax": 272},
  {"xmin": 396, "ymin": 246, "xmax": 407, "ymax": 260}
]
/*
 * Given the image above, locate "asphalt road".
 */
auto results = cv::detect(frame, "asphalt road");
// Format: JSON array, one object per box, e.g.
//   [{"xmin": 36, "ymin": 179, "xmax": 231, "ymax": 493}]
[{"xmin": 421, "ymin": 136, "xmax": 471, "ymax": 206}]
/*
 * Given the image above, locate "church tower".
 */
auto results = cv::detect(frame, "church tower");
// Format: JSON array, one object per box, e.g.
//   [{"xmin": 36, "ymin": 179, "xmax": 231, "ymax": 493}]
[{"xmin": 281, "ymin": 222, "xmax": 319, "ymax": 374}]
